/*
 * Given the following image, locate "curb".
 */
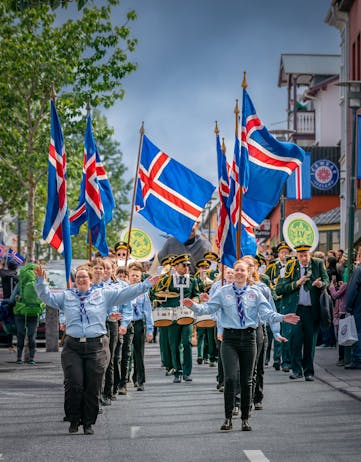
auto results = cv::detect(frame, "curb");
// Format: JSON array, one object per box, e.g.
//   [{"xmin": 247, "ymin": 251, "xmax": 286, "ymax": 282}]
[{"xmin": 314, "ymin": 362, "xmax": 361, "ymax": 402}]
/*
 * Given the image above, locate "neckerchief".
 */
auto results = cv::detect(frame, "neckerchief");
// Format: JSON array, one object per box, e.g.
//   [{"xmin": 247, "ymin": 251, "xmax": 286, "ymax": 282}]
[
  {"xmin": 232, "ymin": 283, "xmax": 248, "ymax": 327},
  {"xmin": 132, "ymin": 300, "xmax": 140, "ymax": 316},
  {"xmin": 74, "ymin": 288, "xmax": 93, "ymax": 324}
]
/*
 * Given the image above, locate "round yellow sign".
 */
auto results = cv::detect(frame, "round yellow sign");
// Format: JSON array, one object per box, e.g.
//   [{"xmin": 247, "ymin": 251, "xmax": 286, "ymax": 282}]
[
  {"xmin": 121, "ymin": 228, "xmax": 154, "ymax": 261},
  {"xmin": 283, "ymin": 213, "xmax": 319, "ymax": 252}
]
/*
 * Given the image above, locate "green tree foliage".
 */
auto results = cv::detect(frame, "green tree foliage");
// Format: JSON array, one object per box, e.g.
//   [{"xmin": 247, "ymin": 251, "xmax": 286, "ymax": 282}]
[
  {"xmin": 5, "ymin": 0, "xmax": 90, "ymax": 12},
  {"xmin": 0, "ymin": 1, "xmax": 137, "ymax": 260}
]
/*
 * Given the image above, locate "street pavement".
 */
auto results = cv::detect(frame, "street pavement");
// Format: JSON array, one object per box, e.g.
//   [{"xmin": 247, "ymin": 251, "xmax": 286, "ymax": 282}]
[{"xmin": 0, "ymin": 343, "xmax": 361, "ymax": 462}]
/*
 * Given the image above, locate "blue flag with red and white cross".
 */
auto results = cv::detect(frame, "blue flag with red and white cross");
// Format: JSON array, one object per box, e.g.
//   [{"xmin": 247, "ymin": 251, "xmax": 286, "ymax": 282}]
[
  {"xmin": 241, "ymin": 89, "xmax": 305, "ymax": 225},
  {"xmin": 286, "ymin": 151, "xmax": 311, "ymax": 200},
  {"xmin": 43, "ymin": 101, "xmax": 72, "ymax": 282},
  {"xmin": 216, "ymin": 133, "xmax": 230, "ymax": 253},
  {"xmin": 135, "ymin": 135, "xmax": 215, "ymax": 243},
  {"xmin": 70, "ymin": 114, "xmax": 115, "ymax": 256}
]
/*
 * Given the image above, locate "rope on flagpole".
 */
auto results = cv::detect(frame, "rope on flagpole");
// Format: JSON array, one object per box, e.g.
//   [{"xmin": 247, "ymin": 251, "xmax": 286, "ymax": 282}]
[{"xmin": 125, "ymin": 122, "xmax": 145, "ymax": 267}]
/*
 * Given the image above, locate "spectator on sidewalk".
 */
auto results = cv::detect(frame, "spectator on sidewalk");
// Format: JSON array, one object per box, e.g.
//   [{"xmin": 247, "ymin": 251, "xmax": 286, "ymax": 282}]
[
  {"xmin": 329, "ymin": 276, "xmax": 349, "ymax": 366},
  {"xmin": 0, "ymin": 260, "xmax": 18, "ymax": 351},
  {"xmin": 12, "ymin": 263, "xmax": 44, "ymax": 365},
  {"xmin": 345, "ymin": 262, "xmax": 361, "ymax": 369}
]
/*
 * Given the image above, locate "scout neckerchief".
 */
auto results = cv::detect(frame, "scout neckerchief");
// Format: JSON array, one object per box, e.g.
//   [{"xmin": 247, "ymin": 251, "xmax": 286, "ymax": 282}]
[
  {"xmin": 132, "ymin": 298, "xmax": 140, "ymax": 316},
  {"xmin": 74, "ymin": 288, "xmax": 93, "ymax": 324},
  {"xmin": 232, "ymin": 283, "xmax": 248, "ymax": 327}
]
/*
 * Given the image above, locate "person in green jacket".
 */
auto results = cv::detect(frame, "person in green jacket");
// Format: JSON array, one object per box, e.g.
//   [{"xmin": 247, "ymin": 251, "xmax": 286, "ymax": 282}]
[{"xmin": 276, "ymin": 244, "xmax": 329, "ymax": 381}]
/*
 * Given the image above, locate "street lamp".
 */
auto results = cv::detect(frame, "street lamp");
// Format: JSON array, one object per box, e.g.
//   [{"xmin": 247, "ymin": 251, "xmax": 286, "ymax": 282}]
[{"xmin": 337, "ymin": 80, "xmax": 361, "ymax": 279}]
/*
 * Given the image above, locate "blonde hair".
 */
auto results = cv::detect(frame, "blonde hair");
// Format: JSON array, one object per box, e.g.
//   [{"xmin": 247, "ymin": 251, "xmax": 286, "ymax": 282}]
[{"xmin": 241, "ymin": 256, "xmax": 260, "ymax": 282}]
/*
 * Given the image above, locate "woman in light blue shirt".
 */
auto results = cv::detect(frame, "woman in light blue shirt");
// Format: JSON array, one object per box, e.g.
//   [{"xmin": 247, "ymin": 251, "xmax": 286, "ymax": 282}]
[
  {"xmin": 35, "ymin": 264, "xmax": 159, "ymax": 436},
  {"xmin": 183, "ymin": 259, "xmax": 299, "ymax": 432}
]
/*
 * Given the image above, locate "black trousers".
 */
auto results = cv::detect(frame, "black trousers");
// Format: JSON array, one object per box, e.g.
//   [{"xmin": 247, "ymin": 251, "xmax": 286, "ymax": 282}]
[
  {"xmin": 61, "ymin": 335, "xmax": 109, "ymax": 426},
  {"xmin": 252, "ymin": 324, "xmax": 268, "ymax": 404},
  {"xmin": 113, "ymin": 323, "xmax": 134, "ymax": 392},
  {"xmin": 103, "ymin": 321, "xmax": 119, "ymax": 398},
  {"xmin": 221, "ymin": 328, "xmax": 256, "ymax": 420},
  {"xmin": 132, "ymin": 319, "xmax": 146, "ymax": 386}
]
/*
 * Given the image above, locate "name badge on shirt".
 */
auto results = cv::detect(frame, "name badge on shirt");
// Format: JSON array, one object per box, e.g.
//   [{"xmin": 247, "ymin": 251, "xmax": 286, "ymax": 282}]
[{"xmin": 247, "ymin": 293, "xmax": 256, "ymax": 299}]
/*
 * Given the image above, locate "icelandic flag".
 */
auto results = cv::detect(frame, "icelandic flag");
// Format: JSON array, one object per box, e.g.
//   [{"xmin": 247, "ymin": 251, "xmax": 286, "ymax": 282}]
[
  {"xmin": 286, "ymin": 151, "xmax": 311, "ymax": 199},
  {"xmin": 216, "ymin": 133, "xmax": 256, "ymax": 265},
  {"xmin": 7, "ymin": 248, "xmax": 26, "ymax": 265},
  {"xmin": 70, "ymin": 114, "xmax": 115, "ymax": 256},
  {"xmin": 135, "ymin": 135, "xmax": 216, "ymax": 243},
  {"xmin": 216, "ymin": 134, "xmax": 230, "ymax": 252},
  {"xmin": 221, "ymin": 223, "xmax": 257, "ymax": 267},
  {"xmin": 358, "ymin": 115, "xmax": 361, "ymax": 180},
  {"xmin": 228, "ymin": 128, "xmax": 249, "ymax": 227},
  {"xmin": 0, "ymin": 244, "xmax": 6, "ymax": 259},
  {"xmin": 242, "ymin": 89, "xmax": 305, "ymax": 225},
  {"xmin": 43, "ymin": 100, "xmax": 72, "ymax": 282}
]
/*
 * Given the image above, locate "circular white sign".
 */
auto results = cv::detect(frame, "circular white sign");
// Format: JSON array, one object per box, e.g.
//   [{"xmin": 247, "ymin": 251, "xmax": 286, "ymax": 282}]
[{"xmin": 283, "ymin": 212, "xmax": 319, "ymax": 252}]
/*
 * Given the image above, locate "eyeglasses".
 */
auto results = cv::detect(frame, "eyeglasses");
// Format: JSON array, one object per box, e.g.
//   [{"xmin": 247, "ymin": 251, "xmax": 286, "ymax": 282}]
[{"xmin": 76, "ymin": 275, "xmax": 90, "ymax": 280}]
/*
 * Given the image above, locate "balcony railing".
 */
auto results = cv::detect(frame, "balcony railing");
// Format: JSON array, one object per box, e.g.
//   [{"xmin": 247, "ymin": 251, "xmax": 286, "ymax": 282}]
[{"xmin": 289, "ymin": 110, "xmax": 315, "ymax": 135}]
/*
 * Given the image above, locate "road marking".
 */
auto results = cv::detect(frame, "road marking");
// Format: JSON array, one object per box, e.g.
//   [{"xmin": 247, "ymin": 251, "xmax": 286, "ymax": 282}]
[
  {"xmin": 244, "ymin": 450, "xmax": 270, "ymax": 462},
  {"xmin": 130, "ymin": 426, "xmax": 140, "ymax": 438}
]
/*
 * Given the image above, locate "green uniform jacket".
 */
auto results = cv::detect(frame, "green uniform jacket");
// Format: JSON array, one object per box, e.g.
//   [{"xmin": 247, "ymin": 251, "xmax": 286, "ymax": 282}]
[
  {"xmin": 276, "ymin": 257, "xmax": 329, "ymax": 321},
  {"xmin": 150, "ymin": 273, "xmax": 200, "ymax": 308}
]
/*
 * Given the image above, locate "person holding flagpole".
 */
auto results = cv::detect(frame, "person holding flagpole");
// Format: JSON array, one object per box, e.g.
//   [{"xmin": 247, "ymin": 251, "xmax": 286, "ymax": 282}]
[
  {"xmin": 183, "ymin": 259, "xmax": 299, "ymax": 432},
  {"xmin": 34, "ymin": 264, "xmax": 159, "ymax": 435}
]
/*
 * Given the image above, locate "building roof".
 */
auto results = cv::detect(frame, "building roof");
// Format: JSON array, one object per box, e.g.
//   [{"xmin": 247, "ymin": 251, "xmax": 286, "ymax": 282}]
[
  {"xmin": 278, "ymin": 54, "xmax": 341, "ymax": 87},
  {"xmin": 313, "ymin": 207, "xmax": 340, "ymax": 225}
]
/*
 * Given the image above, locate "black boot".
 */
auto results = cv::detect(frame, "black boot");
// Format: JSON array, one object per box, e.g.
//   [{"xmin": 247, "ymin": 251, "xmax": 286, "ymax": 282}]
[{"xmin": 220, "ymin": 418, "xmax": 232, "ymax": 431}]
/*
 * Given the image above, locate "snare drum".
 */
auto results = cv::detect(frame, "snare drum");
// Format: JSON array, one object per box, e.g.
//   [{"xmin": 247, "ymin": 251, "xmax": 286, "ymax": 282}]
[
  {"xmin": 195, "ymin": 314, "xmax": 216, "ymax": 328},
  {"xmin": 152, "ymin": 307, "xmax": 174, "ymax": 327},
  {"xmin": 175, "ymin": 306, "xmax": 195, "ymax": 325}
]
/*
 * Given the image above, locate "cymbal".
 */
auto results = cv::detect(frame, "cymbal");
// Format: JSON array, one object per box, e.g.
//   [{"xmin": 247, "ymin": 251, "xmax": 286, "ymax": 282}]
[{"xmin": 155, "ymin": 291, "xmax": 179, "ymax": 299}]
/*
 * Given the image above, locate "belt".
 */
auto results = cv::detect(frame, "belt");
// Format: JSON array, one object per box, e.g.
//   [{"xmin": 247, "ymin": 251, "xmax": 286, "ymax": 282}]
[
  {"xmin": 223, "ymin": 327, "xmax": 255, "ymax": 334},
  {"xmin": 68, "ymin": 335, "xmax": 105, "ymax": 343}
]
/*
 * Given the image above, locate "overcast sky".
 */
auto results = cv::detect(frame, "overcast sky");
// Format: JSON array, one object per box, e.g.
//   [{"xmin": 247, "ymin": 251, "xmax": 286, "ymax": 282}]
[{"xmin": 68, "ymin": 0, "xmax": 341, "ymax": 251}]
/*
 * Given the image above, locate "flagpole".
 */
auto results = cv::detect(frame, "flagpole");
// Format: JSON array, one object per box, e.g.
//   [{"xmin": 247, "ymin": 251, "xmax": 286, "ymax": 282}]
[
  {"xmin": 220, "ymin": 134, "xmax": 227, "ymax": 287},
  {"xmin": 85, "ymin": 100, "xmax": 94, "ymax": 262},
  {"xmin": 214, "ymin": 121, "xmax": 225, "ymax": 287},
  {"xmin": 125, "ymin": 122, "xmax": 145, "ymax": 266},
  {"xmin": 235, "ymin": 98, "xmax": 242, "ymax": 259}
]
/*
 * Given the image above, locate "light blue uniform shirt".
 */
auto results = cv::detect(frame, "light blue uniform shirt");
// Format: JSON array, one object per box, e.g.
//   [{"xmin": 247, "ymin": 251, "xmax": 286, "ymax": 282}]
[
  {"xmin": 102, "ymin": 278, "xmax": 133, "ymax": 327},
  {"xmin": 35, "ymin": 276, "xmax": 151, "ymax": 338},
  {"xmin": 131, "ymin": 293, "xmax": 154, "ymax": 334},
  {"xmin": 190, "ymin": 283, "xmax": 283, "ymax": 339}
]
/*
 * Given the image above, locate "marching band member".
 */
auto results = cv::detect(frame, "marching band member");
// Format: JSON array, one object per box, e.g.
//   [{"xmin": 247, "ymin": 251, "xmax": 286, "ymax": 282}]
[{"xmin": 265, "ymin": 241, "xmax": 292, "ymax": 371}]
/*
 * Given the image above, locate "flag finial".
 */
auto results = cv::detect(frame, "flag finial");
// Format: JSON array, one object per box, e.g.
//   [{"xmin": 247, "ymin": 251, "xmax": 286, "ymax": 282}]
[
  {"xmin": 140, "ymin": 121, "xmax": 145, "ymax": 135},
  {"xmin": 86, "ymin": 99, "xmax": 91, "ymax": 113},
  {"xmin": 234, "ymin": 99, "xmax": 240, "ymax": 117},
  {"xmin": 242, "ymin": 71, "xmax": 248, "ymax": 89},
  {"xmin": 50, "ymin": 85, "xmax": 56, "ymax": 101},
  {"xmin": 221, "ymin": 137, "xmax": 226, "ymax": 154},
  {"xmin": 214, "ymin": 120, "xmax": 219, "ymax": 135}
]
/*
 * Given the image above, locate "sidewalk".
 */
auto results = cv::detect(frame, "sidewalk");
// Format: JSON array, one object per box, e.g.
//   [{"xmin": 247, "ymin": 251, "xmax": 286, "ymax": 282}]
[
  {"xmin": 0, "ymin": 346, "xmax": 61, "ymax": 372},
  {"xmin": 314, "ymin": 346, "xmax": 361, "ymax": 401},
  {"xmin": 1, "ymin": 345, "xmax": 361, "ymax": 401}
]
